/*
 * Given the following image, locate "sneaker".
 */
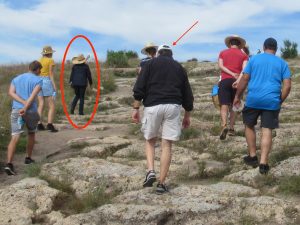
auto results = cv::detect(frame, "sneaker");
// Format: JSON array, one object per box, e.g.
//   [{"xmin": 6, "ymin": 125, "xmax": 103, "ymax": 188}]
[
  {"xmin": 25, "ymin": 157, "xmax": 35, "ymax": 164},
  {"xmin": 243, "ymin": 155, "xmax": 259, "ymax": 167},
  {"xmin": 259, "ymin": 164, "xmax": 270, "ymax": 174},
  {"xmin": 220, "ymin": 126, "xmax": 228, "ymax": 140},
  {"xmin": 37, "ymin": 123, "xmax": 45, "ymax": 131},
  {"xmin": 46, "ymin": 123, "xmax": 58, "ymax": 132},
  {"xmin": 143, "ymin": 170, "xmax": 156, "ymax": 187},
  {"xmin": 156, "ymin": 183, "xmax": 169, "ymax": 195},
  {"xmin": 4, "ymin": 163, "xmax": 16, "ymax": 175},
  {"xmin": 228, "ymin": 129, "xmax": 235, "ymax": 136}
]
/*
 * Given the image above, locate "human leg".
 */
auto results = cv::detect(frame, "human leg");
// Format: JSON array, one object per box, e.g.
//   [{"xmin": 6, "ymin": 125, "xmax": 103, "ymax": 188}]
[
  {"xmin": 79, "ymin": 86, "xmax": 86, "ymax": 115},
  {"xmin": 71, "ymin": 86, "xmax": 80, "ymax": 114},
  {"xmin": 159, "ymin": 138, "xmax": 172, "ymax": 184}
]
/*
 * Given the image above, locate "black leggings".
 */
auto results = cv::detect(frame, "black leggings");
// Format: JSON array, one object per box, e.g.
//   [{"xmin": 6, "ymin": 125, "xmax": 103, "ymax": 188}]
[{"xmin": 71, "ymin": 86, "xmax": 86, "ymax": 114}]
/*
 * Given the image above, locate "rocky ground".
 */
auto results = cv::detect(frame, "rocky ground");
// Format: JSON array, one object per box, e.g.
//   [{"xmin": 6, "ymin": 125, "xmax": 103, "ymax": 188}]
[{"xmin": 0, "ymin": 62, "xmax": 300, "ymax": 225}]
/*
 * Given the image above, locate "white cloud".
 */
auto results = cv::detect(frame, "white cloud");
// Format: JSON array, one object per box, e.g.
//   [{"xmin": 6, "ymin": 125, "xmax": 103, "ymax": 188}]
[{"xmin": 0, "ymin": 0, "xmax": 299, "ymax": 63}]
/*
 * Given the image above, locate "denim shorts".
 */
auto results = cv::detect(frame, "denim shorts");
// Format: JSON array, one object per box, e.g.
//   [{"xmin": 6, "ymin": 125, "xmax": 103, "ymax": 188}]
[
  {"xmin": 38, "ymin": 76, "xmax": 55, "ymax": 97},
  {"xmin": 11, "ymin": 109, "xmax": 40, "ymax": 135}
]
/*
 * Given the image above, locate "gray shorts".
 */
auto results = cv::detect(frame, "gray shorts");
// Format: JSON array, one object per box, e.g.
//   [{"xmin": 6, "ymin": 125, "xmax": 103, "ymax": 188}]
[
  {"xmin": 141, "ymin": 104, "xmax": 181, "ymax": 141},
  {"xmin": 11, "ymin": 109, "xmax": 40, "ymax": 136}
]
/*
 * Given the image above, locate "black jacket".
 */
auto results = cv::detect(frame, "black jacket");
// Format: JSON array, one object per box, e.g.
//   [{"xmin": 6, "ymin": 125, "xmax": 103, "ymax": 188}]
[
  {"xmin": 70, "ymin": 64, "xmax": 93, "ymax": 87},
  {"xmin": 133, "ymin": 55, "xmax": 194, "ymax": 111}
]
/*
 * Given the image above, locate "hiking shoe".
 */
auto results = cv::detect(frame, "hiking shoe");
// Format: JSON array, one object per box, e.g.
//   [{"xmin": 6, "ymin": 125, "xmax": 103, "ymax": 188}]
[
  {"xmin": 156, "ymin": 183, "xmax": 169, "ymax": 195},
  {"xmin": 228, "ymin": 129, "xmax": 235, "ymax": 136},
  {"xmin": 259, "ymin": 164, "xmax": 270, "ymax": 175},
  {"xmin": 46, "ymin": 123, "xmax": 58, "ymax": 132},
  {"xmin": 4, "ymin": 163, "xmax": 16, "ymax": 175},
  {"xmin": 25, "ymin": 157, "xmax": 35, "ymax": 164},
  {"xmin": 37, "ymin": 123, "xmax": 45, "ymax": 131},
  {"xmin": 243, "ymin": 155, "xmax": 259, "ymax": 167},
  {"xmin": 220, "ymin": 126, "xmax": 228, "ymax": 140},
  {"xmin": 143, "ymin": 170, "xmax": 156, "ymax": 187}
]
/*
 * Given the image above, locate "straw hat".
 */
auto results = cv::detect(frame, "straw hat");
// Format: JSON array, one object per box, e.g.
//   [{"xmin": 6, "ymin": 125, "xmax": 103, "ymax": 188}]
[
  {"xmin": 72, "ymin": 54, "xmax": 87, "ymax": 64},
  {"xmin": 41, "ymin": 46, "xmax": 55, "ymax": 55},
  {"xmin": 224, "ymin": 35, "xmax": 246, "ymax": 49},
  {"xmin": 141, "ymin": 42, "xmax": 158, "ymax": 55}
]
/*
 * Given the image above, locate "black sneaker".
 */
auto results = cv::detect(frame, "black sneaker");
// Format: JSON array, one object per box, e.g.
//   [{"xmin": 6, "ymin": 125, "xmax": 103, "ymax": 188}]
[
  {"xmin": 156, "ymin": 183, "xmax": 169, "ymax": 195},
  {"xmin": 25, "ymin": 157, "xmax": 35, "ymax": 164},
  {"xmin": 259, "ymin": 164, "xmax": 270, "ymax": 174},
  {"xmin": 143, "ymin": 170, "xmax": 156, "ymax": 187},
  {"xmin": 37, "ymin": 123, "xmax": 45, "ymax": 131},
  {"xmin": 4, "ymin": 163, "xmax": 16, "ymax": 175},
  {"xmin": 46, "ymin": 123, "xmax": 58, "ymax": 132},
  {"xmin": 220, "ymin": 126, "xmax": 228, "ymax": 140},
  {"xmin": 243, "ymin": 155, "xmax": 259, "ymax": 167}
]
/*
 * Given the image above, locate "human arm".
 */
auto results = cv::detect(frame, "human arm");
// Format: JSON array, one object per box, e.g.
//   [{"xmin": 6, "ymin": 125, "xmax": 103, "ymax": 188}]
[
  {"xmin": 19, "ymin": 85, "xmax": 41, "ymax": 116},
  {"xmin": 181, "ymin": 69, "xmax": 194, "ymax": 128},
  {"xmin": 8, "ymin": 84, "xmax": 26, "ymax": 105},
  {"xmin": 281, "ymin": 79, "xmax": 291, "ymax": 104},
  {"xmin": 233, "ymin": 60, "xmax": 248, "ymax": 88},
  {"xmin": 233, "ymin": 73, "xmax": 249, "ymax": 108},
  {"xmin": 132, "ymin": 63, "xmax": 149, "ymax": 123},
  {"xmin": 86, "ymin": 65, "xmax": 93, "ymax": 86},
  {"xmin": 218, "ymin": 58, "xmax": 239, "ymax": 78},
  {"xmin": 49, "ymin": 64, "xmax": 56, "ymax": 91}
]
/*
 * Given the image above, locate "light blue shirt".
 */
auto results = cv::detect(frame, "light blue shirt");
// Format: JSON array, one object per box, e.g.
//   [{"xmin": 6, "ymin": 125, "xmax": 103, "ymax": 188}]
[
  {"xmin": 11, "ymin": 72, "xmax": 42, "ymax": 111},
  {"xmin": 243, "ymin": 53, "xmax": 291, "ymax": 110}
]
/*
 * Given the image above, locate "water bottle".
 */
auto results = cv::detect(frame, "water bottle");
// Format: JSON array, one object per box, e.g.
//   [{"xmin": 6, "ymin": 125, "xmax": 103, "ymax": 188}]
[
  {"xmin": 52, "ymin": 91, "xmax": 56, "ymax": 101},
  {"xmin": 17, "ymin": 116, "xmax": 25, "ymax": 129}
]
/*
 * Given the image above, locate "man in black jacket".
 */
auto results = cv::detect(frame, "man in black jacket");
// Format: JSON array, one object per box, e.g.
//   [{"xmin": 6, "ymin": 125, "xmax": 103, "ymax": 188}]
[
  {"xmin": 132, "ymin": 44, "xmax": 194, "ymax": 194},
  {"xmin": 70, "ymin": 54, "xmax": 93, "ymax": 115}
]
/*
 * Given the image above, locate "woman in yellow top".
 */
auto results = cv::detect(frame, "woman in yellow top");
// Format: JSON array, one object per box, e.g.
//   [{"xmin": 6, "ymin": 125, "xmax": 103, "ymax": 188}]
[{"xmin": 37, "ymin": 46, "xmax": 58, "ymax": 132}]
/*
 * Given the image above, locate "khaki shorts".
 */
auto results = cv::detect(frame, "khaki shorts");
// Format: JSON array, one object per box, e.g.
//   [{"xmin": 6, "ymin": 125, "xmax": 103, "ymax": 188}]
[
  {"xmin": 141, "ymin": 104, "xmax": 181, "ymax": 141},
  {"xmin": 11, "ymin": 109, "xmax": 40, "ymax": 136}
]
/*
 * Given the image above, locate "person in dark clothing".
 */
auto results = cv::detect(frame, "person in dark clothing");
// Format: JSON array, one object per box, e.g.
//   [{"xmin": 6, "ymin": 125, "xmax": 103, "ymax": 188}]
[
  {"xmin": 69, "ymin": 54, "xmax": 92, "ymax": 115},
  {"xmin": 138, "ymin": 42, "xmax": 158, "ymax": 73},
  {"xmin": 132, "ymin": 44, "xmax": 194, "ymax": 194}
]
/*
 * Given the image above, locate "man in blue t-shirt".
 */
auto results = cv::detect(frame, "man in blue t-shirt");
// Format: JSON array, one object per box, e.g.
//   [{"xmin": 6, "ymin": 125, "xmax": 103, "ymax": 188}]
[
  {"xmin": 233, "ymin": 38, "xmax": 291, "ymax": 174},
  {"xmin": 4, "ymin": 61, "xmax": 42, "ymax": 175}
]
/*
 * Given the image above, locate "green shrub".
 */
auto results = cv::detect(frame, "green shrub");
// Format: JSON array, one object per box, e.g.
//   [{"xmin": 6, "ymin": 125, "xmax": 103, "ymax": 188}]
[
  {"xmin": 180, "ymin": 127, "xmax": 200, "ymax": 140},
  {"xmin": 101, "ymin": 73, "xmax": 117, "ymax": 94},
  {"xmin": 106, "ymin": 50, "xmax": 129, "ymax": 68},
  {"xmin": 281, "ymin": 40, "xmax": 298, "ymax": 59},
  {"xmin": 279, "ymin": 176, "xmax": 300, "ymax": 195},
  {"xmin": 25, "ymin": 163, "xmax": 41, "ymax": 177},
  {"xmin": 125, "ymin": 50, "xmax": 138, "ymax": 59}
]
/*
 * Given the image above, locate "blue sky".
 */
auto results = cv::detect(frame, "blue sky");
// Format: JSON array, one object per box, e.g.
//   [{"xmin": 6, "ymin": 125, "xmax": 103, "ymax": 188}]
[{"xmin": 0, "ymin": 0, "xmax": 299, "ymax": 64}]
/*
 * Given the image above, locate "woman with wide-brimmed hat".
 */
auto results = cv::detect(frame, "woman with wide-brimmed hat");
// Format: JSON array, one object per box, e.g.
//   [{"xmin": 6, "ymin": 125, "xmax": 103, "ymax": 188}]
[
  {"xmin": 138, "ymin": 42, "xmax": 158, "ymax": 74},
  {"xmin": 37, "ymin": 45, "xmax": 58, "ymax": 132},
  {"xmin": 217, "ymin": 35, "xmax": 249, "ymax": 140},
  {"xmin": 69, "ymin": 54, "xmax": 93, "ymax": 115}
]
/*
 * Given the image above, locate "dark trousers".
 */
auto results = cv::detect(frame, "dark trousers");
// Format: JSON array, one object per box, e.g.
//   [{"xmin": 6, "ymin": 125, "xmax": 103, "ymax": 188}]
[{"xmin": 71, "ymin": 86, "xmax": 86, "ymax": 115}]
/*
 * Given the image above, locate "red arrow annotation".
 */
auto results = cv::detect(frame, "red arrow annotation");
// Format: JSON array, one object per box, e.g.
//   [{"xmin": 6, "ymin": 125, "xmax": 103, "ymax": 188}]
[{"xmin": 172, "ymin": 20, "xmax": 199, "ymax": 46}]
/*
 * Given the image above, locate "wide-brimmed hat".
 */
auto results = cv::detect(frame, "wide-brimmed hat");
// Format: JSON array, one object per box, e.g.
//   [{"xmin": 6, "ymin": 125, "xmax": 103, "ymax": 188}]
[
  {"xmin": 224, "ymin": 35, "xmax": 246, "ymax": 49},
  {"xmin": 141, "ymin": 42, "xmax": 158, "ymax": 55},
  {"xmin": 72, "ymin": 54, "xmax": 88, "ymax": 64},
  {"xmin": 41, "ymin": 46, "xmax": 55, "ymax": 55}
]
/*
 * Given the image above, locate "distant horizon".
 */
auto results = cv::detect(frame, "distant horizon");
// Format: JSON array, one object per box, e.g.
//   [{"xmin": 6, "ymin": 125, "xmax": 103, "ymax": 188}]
[{"xmin": 0, "ymin": 0, "xmax": 299, "ymax": 64}]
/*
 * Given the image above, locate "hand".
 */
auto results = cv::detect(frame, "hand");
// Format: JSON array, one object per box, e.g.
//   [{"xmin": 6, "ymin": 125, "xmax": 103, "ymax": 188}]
[
  {"xmin": 232, "ymin": 81, "xmax": 238, "ymax": 89},
  {"xmin": 233, "ymin": 97, "xmax": 241, "ymax": 109},
  {"xmin": 182, "ymin": 112, "xmax": 191, "ymax": 129},
  {"xmin": 19, "ymin": 108, "xmax": 26, "ymax": 116},
  {"xmin": 132, "ymin": 109, "xmax": 140, "ymax": 124}
]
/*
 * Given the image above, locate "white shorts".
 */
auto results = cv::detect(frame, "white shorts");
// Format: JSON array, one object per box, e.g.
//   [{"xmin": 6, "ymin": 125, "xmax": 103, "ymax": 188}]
[{"xmin": 141, "ymin": 104, "xmax": 181, "ymax": 141}]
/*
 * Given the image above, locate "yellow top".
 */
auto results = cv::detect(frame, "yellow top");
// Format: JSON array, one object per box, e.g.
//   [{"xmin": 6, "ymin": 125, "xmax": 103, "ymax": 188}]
[{"xmin": 39, "ymin": 57, "xmax": 55, "ymax": 76}]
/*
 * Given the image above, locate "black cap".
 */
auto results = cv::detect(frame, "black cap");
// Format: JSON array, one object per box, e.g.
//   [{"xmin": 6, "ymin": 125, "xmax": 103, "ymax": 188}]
[{"xmin": 264, "ymin": 37, "xmax": 277, "ymax": 50}]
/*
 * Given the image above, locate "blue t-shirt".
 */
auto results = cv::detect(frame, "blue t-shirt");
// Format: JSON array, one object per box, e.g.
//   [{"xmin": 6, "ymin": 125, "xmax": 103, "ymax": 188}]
[
  {"xmin": 243, "ymin": 53, "xmax": 291, "ymax": 110},
  {"xmin": 11, "ymin": 72, "xmax": 42, "ymax": 111},
  {"xmin": 139, "ymin": 57, "xmax": 152, "ymax": 67}
]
